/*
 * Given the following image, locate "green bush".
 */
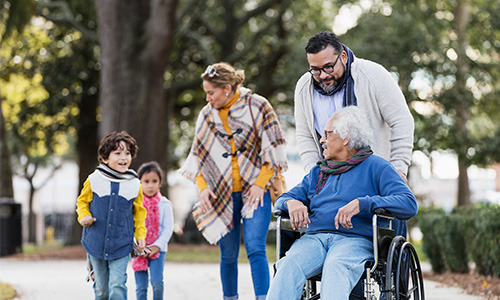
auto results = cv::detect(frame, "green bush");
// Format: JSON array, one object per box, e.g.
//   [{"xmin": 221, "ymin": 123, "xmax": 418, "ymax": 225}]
[
  {"xmin": 417, "ymin": 203, "xmax": 500, "ymax": 276},
  {"xmin": 416, "ymin": 207, "xmax": 446, "ymax": 273},
  {"xmin": 464, "ymin": 203, "xmax": 500, "ymax": 276},
  {"xmin": 438, "ymin": 213, "xmax": 468, "ymax": 273}
]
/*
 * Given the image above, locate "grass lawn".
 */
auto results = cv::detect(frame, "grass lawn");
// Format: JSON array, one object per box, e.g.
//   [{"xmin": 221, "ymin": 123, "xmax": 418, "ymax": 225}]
[{"xmin": 0, "ymin": 282, "xmax": 16, "ymax": 300}]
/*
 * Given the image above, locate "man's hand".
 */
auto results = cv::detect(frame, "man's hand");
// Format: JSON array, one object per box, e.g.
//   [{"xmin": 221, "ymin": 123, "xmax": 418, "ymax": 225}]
[
  {"xmin": 334, "ymin": 198, "xmax": 360, "ymax": 230},
  {"xmin": 287, "ymin": 200, "xmax": 310, "ymax": 230},
  {"xmin": 79, "ymin": 215, "xmax": 96, "ymax": 226},
  {"xmin": 199, "ymin": 188, "xmax": 216, "ymax": 213},
  {"xmin": 396, "ymin": 170, "xmax": 408, "ymax": 184}
]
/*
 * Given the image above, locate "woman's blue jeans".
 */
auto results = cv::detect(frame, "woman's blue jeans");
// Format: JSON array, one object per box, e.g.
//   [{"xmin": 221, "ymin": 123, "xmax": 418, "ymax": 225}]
[
  {"xmin": 266, "ymin": 233, "xmax": 373, "ymax": 300},
  {"xmin": 134, "ymin": 251, "xmax": 166, "ymax": 300},
  {"xmin": 219, "ymin": 191, "xmax": 271, "ymax": 300},
  {"xmin": 88, "ymin": 253, "xmax": 130, "ymax": 300}
]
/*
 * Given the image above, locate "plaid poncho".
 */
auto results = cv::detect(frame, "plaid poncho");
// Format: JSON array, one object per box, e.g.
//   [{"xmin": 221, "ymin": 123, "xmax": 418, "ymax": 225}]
[{"xmin": 179, "ymin": 87, "xmax": 287, "ymax": 244}]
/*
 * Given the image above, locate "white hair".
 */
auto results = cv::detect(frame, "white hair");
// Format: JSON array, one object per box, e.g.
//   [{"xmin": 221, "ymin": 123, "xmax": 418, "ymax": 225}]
[{"xmin": 330, "ymin": 106, "xmax": 374, "ymax": 150}]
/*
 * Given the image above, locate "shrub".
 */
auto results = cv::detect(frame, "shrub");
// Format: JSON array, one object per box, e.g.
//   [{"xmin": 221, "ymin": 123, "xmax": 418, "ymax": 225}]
[
  {"xmin": 416, "ymin": 207, "xmax": 446, "ymax": 273},
  {"xmin": 417, "ymin": 203, "xmax": 500, "ymax": 276},
  {"xmin": 437, "ymin": 213, "xmax": 468, "ymax": 273},
  {"xmin": 465, "ymin": 203, "xmax": 500, "ymax": 276}
]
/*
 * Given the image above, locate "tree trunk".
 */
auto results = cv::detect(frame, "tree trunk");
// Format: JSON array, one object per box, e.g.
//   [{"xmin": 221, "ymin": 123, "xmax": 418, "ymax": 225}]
[
  {"xmin": 28, "ymin": 183, "xmax": 37, "ymax": 244},
  {"xmin": 0, "ymin": 97, "xmax": 14, "ymax": 198},
  {"xmin": 67, "ymin": 79, "xmax": 100, "ymax": 246},
  {"xmin": 457, "ymin": 156, "xmax": 471, "ymax": 206},
  {"xmin": 454, "ymin": 0, "xmax": 471, "ymax": 206},
  {"xmin": 94, "ymin": 0, "xmax": 178, "ymax": 168}
]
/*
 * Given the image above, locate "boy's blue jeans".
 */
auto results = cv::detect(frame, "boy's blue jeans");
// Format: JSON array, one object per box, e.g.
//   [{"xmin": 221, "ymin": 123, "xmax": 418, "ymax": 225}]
[
  {"xmin": 134, "ymin": 251, "xmax": 166, "ymax": 300},
  {"xmin": 88, "ymin": 253, "xmax": 130, "ymax": 300},
  {"xmin": 219, "ymin": 191, "xmax": 271, "ymax": 300},
  {"xmin": 266, "ymin": 233, "xmax": 373, "ymax": 300}
]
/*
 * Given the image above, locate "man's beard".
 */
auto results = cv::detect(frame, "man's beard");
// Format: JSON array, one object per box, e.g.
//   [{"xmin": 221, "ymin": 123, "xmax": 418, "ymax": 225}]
[{"xmin": 318, "ymin": 76, "xmax": 340, "ymax": 94}]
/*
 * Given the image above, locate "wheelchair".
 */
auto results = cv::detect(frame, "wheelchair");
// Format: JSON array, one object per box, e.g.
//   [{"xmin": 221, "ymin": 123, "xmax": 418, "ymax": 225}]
[{"xmin": 274, "ymin": 208, "xmax": 425, "ymax": 300}]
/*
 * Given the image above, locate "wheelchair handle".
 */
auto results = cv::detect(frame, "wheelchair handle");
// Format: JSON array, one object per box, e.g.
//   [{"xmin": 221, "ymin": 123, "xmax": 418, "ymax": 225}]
[
  {"xmin": 373, "ymin": 208, "xmax": 394, "ymax": 219},
  {"xmin": 273, "ymin": 209, "xmax": 289, "ymax": 218}
]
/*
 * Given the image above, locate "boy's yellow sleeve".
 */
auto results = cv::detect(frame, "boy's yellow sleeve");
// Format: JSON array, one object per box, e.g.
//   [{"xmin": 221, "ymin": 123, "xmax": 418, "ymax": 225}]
[
  {"xmin": 76, "ymin": 179, "xmax": 93, "ymax": 222},
  {"xmin": 254, "ymin": 163, "xmax": 274, "ymax": 189},
  {"xmin": 133, "ymin": 185, "xmax": 147, "ymax": 240}
]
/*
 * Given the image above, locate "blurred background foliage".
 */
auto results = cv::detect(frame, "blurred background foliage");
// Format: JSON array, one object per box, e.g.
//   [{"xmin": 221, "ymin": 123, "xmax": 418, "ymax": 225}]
[{"xmin": 1, "ymin": 0, "xmax": 500, "ymax": 243}]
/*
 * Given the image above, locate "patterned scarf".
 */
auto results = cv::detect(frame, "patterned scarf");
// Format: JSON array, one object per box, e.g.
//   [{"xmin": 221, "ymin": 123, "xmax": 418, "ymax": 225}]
[
  {"xmin": 312, "ymin": 44, "xmax": 357, "ymax": 107},
  {"xmin": 131, "ymin": 191, "xmax": 161, "ymax": 271},
  {"xmin": 313, "ymin": 147, "xmax": 373, "ymax": 196},
  {"xmin": 179, "ymin": 87, "xmax": 287, "ymax": 244},
  {"xmin": 96, "ymin": 164, "xmax": 138, "ymax": 180}
]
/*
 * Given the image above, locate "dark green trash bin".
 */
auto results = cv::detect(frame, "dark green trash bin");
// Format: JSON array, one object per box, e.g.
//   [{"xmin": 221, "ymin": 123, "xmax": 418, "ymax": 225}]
[{"xmin": 0, "ymin": 198, "xmax": 22, "ymax": 257}]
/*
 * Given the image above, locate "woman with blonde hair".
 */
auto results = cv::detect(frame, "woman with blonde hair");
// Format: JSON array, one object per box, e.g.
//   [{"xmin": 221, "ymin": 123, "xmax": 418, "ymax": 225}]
[{"xmin": 180, "ymin": 62, "xmax": 287, "ymax": 300}]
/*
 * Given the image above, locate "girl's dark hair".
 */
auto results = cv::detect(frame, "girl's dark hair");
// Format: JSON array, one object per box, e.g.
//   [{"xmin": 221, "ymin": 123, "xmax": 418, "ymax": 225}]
[
  {"xmin": 98, "ymin": 131, "xmax": 138, "ymax": 163},
  {"xmin": 138, "ymin": 161, "xmax": 164, "ymax": 184}
]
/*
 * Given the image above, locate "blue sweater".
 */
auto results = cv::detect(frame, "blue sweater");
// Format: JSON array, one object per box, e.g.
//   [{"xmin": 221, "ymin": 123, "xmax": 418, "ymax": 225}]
[{"xmin": 275, "ymin": 155, "xmax": 417, "ymax": 239}]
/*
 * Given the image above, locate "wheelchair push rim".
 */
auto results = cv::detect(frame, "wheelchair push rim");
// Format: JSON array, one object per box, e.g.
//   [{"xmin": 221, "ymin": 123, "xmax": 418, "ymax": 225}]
[{"xmin": 395, "ymin": 242, "xmax": 425, "ymax": 300}]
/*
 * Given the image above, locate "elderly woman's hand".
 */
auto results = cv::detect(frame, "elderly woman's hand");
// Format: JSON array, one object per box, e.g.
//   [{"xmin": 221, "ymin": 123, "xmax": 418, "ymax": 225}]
[
  {"xmin": 199, "ymin": 188, "xmax": 216, "ymax": 213},
  {"xmin": 244, "ymin": 184, "xmax": 265, "ymax": 210},
  {"xmin": 287, "ymin": 200, "xmax": 310, "ymax": 230},
  {"xmin": 334, "ymin": 198, "xmax": 360, "ymax": 229}
]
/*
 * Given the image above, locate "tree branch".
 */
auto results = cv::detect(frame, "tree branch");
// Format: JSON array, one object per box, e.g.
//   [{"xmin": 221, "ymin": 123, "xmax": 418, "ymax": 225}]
[
  {"xmin": 236, "ymin": 0, "xmax": 279, "ymax": 28},
  {"xmin": 35, "ymin": 163, "xmax": 62, "ymax": 190},
  {"xmin": 174, "ymin": 0, "xmax": 204, "ymax": 40},
  {"xmin": 37, "ymin": 0, "xmax": 99, "ymax": 41}
]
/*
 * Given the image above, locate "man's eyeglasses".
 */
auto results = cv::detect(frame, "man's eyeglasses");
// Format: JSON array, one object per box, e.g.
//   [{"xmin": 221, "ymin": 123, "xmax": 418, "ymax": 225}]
[
  {"xmin": 323, "ymin": 130, "xmax": 334, "ymax": 139},
  {"xmin": 205, "ymin": 65, "xmax": 224, "ymax": 79},
  {"xmin": 308, "ymin": 52, "xmax": 341, "ymax": 76}
]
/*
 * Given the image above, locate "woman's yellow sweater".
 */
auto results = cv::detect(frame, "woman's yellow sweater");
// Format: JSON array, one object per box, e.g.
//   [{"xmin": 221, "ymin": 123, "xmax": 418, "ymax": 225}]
[{"xmin": 195, "ymin": 92, "xmax": 274, "ymax": 193}]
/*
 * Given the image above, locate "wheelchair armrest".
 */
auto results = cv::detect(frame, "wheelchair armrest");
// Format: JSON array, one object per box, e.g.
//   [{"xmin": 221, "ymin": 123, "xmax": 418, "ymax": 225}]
[
  {"xmin": 273, "ymin": 209, "xmax": 289, "ymax": 218},
  {"xmin": 374, "ymin": 208, "xmax": 394, "ymax": 220}
]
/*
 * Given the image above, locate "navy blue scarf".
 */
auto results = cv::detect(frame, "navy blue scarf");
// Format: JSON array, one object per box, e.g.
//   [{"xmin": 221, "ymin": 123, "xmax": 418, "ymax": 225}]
[{"xmin": 312, "ymin": 44, "xmax": 357, "ymax": 107}]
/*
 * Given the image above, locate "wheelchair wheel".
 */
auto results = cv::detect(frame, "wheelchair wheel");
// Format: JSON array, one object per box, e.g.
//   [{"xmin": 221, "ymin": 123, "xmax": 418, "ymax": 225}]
[
  {"xmin": 385, "ymin": 236, "xmax": 405, "ymax": 300},
  {"xmin": 395, "ymin": 242, "xmax": 425, "ymax": 300}
]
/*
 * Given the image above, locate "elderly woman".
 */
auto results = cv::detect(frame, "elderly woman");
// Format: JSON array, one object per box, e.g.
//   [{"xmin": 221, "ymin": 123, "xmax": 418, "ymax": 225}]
[
  {"xmin": 267, "ymin": 106, "xmax": 418, "ymax": 300},
  {"xmin": 180, "ymin": 62, "xmax": 287, "ymax": 300}
]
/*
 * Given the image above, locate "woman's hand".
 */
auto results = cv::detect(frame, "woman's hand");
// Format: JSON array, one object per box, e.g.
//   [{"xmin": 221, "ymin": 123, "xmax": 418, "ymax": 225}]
[
  {"xmin": 334, "ymin": 198, "xmax": 360, "ymax": 230},
  {"xmin": 244, "ymin": 184, "xmax": 265, "ymax": 210},
  {"xmin": 199, "ymin": 188, "xmax": 216, "ymax": 213},
  {"xmin": 287, "ymin": 200, "xmax": 310, "ymax": 230}
]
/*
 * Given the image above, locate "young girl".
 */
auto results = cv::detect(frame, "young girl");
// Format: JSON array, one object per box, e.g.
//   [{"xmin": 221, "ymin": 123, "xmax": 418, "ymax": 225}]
[{"xmin": 132, "ymin": 161, "xmax": 174, "ymax": 300}]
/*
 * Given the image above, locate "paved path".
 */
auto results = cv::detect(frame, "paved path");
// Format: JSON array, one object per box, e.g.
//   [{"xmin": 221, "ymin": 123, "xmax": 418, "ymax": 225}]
[{"xmin": 0, "ymin": 258, "xmax": 486, "ymax": 300}]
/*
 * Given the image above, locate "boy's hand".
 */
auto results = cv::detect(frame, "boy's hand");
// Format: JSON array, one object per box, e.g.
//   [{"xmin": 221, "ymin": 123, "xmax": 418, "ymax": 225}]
[
  {"xmin": 79, "ymin": 215, "xmax": 96, "ymax": 226},
  {"xmin": 136, "ymin": 238, "xmax": 146, "ymax": 254}
]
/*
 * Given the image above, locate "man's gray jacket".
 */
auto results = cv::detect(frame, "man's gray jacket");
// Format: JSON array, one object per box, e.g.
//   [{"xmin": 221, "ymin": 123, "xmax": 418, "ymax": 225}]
[{"xmin": 294, "ymin": 57, "xmax": 414, "ymax": 175}]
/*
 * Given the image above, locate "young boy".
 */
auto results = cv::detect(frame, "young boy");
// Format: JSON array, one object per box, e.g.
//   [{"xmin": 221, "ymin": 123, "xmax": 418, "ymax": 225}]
[{"xmin": 76, "ymin": 131, "xmax": 147, "ymax": 300}]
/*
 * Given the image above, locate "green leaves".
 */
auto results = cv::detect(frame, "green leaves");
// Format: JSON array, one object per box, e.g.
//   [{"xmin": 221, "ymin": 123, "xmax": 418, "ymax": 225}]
[{"xmin": 0, "ymin": 0, "xmax": 37, "ymax": 43}]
